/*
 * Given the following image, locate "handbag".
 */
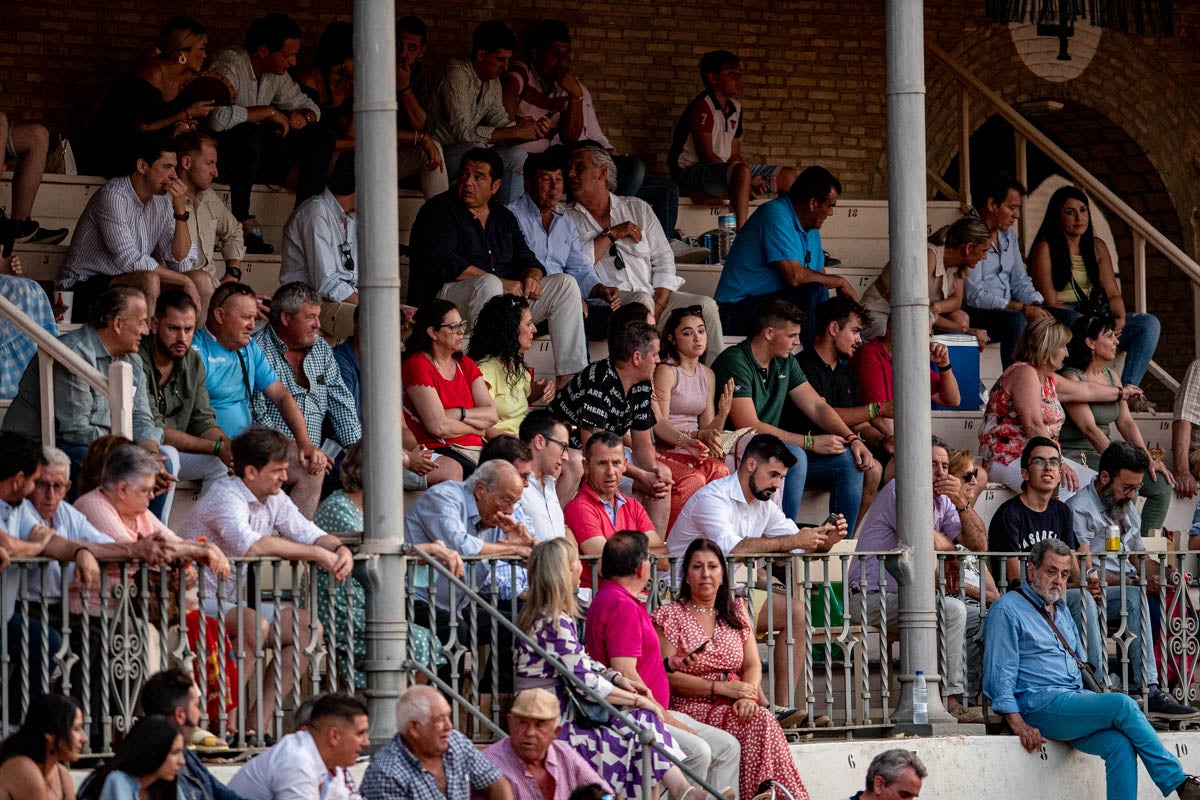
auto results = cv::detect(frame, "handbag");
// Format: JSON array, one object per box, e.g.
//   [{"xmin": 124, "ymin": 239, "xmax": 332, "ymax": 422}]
[
  {"xmin": 1069, "ymin": 274, "xmax": 1114, "ymax": 323},
  {"xmin": 1017, "ymin": 588, "xmax": 1106, "ymax": 693},
  {"xmin": 559, "ymin": 674, "xmax": 611, "ymax": 728}
]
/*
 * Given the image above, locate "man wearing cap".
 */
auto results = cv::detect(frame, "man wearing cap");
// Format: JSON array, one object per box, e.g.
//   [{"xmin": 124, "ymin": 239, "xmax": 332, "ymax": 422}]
[{"xmin": 482, "ymin": 688, "xmax": 612, "ymax": 800}]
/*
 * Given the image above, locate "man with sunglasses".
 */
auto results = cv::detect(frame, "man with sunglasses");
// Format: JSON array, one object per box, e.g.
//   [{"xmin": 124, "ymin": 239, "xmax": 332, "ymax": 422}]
[
  {"xmin": 566, "ymin": 145, "xmax": 725, "ymax": 360},
  {"xmin": 1067, "ymin": 441, "xmax": 1198, "ymax": 718},
  {"xmin": 409, "ymin": 146, "xmax": 587, "ymax": 388},
  {"xmin": 281, "ymin": 151, "xmax": 359, "ymax": 340}
]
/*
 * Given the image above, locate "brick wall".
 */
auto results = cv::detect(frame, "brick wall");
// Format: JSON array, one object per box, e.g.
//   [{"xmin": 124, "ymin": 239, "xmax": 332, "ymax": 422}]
[{"xmin": 5, "ymin": 0, "xmax": 1200, "ymax": 382}]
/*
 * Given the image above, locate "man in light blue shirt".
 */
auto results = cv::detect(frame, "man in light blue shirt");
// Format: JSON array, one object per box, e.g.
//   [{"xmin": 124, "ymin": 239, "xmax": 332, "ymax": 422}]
[
  {"xmin": 962, "ymin": 173, "xmax": 1047, "ymax": 367},
  {"xmin": 984, "ymin": 537, "xmax": 1200, "ymax": 800},
  {"xmin": 715, "ymin": 166, "xmax": 856, "ymax": 346},
  {"xmin": 405, "ymin": 459, "xmax": 535, "ymax": 694}
]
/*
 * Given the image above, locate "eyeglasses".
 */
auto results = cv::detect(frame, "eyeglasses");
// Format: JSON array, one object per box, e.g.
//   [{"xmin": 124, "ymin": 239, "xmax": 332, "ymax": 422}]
[
  {"xmin": 1028, "ymin": 457, "xmax": 1062, "ymax": 470},
  {"xmin": 544, "ymin": 435, "xmax": 569, "ymax": 452},
  {"xmin": 437, "ymin": 321, "xmax": 469, "ymax": 333},
  {"xmin": 961, "ymin": 470, "xmax": 978, "ymax": 482},
  {"xmin": 608, "ymin": 242, "xmax": 626, "ymax": 271},
  {"xmin": 34, "ymin": 479, "xmax": 70, "ymax": 494}
]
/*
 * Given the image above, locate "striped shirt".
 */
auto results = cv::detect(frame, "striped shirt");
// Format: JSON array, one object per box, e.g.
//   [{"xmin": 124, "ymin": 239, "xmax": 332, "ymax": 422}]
[{"xmin": 57, "ymin": 175, "xmax": 197, "ymax": 288}]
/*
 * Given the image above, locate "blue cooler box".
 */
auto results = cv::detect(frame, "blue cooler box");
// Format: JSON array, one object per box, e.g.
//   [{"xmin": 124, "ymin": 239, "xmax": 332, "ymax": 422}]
[{"xmin": 932, "ymin": 334, "xmax": 981, "ymax": 411}]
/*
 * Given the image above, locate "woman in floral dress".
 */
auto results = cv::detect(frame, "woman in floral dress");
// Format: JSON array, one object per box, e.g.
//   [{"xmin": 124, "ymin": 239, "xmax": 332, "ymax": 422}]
[
  {"xmin": 653, "ymin": 539, "xmax": 810, "ymax": 800},
  {"xmin": 514, "ymin": 538, "xmax": 697, "ymax": 800}
]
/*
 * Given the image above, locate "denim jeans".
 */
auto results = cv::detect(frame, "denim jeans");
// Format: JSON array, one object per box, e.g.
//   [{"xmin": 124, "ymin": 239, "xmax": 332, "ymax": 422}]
[
  {"xmin": 5, "ymin": 613, "xmax": 63, "ymax": 722},
  {"xmin": 1045, "ymin": 305, "xmax": 1161, "ymax": 386},
  {"xmin": 779, "ymin": 443, "xmax": 865, "ymax": 531},
  {"xmin": 964, "ymin": 305, "xmax": 1027, "ymax": 368},
  {"xmin": 1023, "ymin": 692, "xmax": 1186, "ymax": 799}
]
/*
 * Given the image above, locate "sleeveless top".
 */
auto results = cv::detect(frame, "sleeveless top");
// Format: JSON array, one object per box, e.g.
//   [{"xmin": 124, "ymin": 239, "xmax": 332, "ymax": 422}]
[
  {"xmin": 1057, "ymin": 366, "xmax": 1119, "ymax": 460},
  {"xmin": 667, "ymin": 364, "xmax": 709, "ymax": 433},
  {"xmin": 978, "ymin": 362, "xmax": 1065, "ymax": 466},
  {"xmin": 1056, "ymin": 254, "xmax": 1093, "ymax": 304}
]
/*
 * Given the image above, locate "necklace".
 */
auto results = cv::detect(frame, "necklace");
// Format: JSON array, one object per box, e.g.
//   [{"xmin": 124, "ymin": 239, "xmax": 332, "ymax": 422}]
[{"xmin": 688, "ymin": 602, "xmax": 715, "ymax": 615}]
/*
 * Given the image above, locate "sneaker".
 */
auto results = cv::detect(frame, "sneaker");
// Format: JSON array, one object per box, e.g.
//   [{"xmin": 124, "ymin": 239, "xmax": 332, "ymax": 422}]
[
  {"xmin": 27, "ymin": 224, "xmax": 69, "ymax": 245},
  {"xmin": 953, "ymin": 705, "xmax": 986, "ymax": 723},
  {"xmin": 1147, "ymin": 687, "xmax": 1200, "ymax": 719},
  {"xmin": 243, "ymin": 232, "xmax": 274, "ymax": 255},
  {"xmin": 1176, "ymin": 775, "xmax": 1200, "ymax": 800},
  {"xmin": 823, "ymin": 250, "xmax": 842, "ymax": 268},
  {"xmin": 10, "ymin": 217, "xmax": 39, "ymax": 243}
]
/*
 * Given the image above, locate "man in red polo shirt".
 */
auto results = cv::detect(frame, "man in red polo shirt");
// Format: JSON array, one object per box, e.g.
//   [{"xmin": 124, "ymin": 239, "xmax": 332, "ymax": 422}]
[
  {"xmin": 586, "ymin": 530, "xmax": 740, "ymax": 794},
  {"xmin": 563, "ymin": 430, "xmax": 664, "ymax": 590}
]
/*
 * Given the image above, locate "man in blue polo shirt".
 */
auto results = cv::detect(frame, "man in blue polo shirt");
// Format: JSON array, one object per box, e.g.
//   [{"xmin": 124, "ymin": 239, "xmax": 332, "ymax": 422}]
[
  {"xmin": 192, "ymin": 282, "xmax": 330, "ymax": 517},
  {"xmin": 716, "ymin": 165, "xmax": 856, "ymax": 346}
]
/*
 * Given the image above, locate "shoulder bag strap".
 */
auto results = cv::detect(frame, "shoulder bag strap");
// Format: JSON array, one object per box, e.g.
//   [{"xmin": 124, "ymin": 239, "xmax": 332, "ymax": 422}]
[{"xmin": 1017, "ymin": 587, "xmax": 1081, "ymax": 660}]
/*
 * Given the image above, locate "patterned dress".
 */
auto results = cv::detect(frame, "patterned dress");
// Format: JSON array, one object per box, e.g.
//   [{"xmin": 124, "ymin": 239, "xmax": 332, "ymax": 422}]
[
  {"xmin": 652, "ymin": 599, "xmax": 811, "ymax": 800},
  {"xmin": 514, "ymin": 613, "xmax": 680, "ymax": 798},
  {"xmin": 978, "ymin": 362, "xmax": 1064, "ymax": 468},
  {"xmin": 311, "ymin": 491, "xmax": 367, "ymax": 688}
]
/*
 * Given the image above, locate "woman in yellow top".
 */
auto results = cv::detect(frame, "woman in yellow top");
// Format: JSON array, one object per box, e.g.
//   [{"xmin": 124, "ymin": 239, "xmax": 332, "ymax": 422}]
[
  {"xmin": 468, "ymin": 294, "xmax": 555, "ymax": 439},
  {"xmin": 1029, "ymin": 185, "xmax": 1161, "ymax": 390}
]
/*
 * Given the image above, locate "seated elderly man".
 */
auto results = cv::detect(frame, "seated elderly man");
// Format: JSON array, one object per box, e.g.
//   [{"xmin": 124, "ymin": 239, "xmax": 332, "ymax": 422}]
[
  {"xmin": 483, "ymin": 688, "xmax": 612, "ymax": 800},
  {"xmin": 669, "ymin": 433, "xmax": 843, "ymax": 715},
  {"xmin": 409, "ymin": 147, "xmax": 586, "ymax": 387},
  {"xmin": 567, "ymin": 145, "xmax": 724, "ymax": 357},
  {"xmin": 3, "ymin": 287, "xmax": 165, "ymax": 474},
  {"xmin": 55, "ymin": 139, "xmax": 207, "ymax": 320},
  {"xmin": 194, "ymin": 281, "xmax": 332, "ymax": 518},
  {"xmin": 229, "ymin": 693, "xmax": 369, "ymax": 800},
  {"xmin": 984, "ymin": 538, "xmax": 1200, "ymax": 800},
  {"xmin": 361, "ymin": 685, "xmax": 511, "ymax": 800},
  {"xmin": 849, "ymin": 436, "xmax": 984, "ymax": 721},
  {"xmin": 179, "ymin": 427, "xmax": 352, "ymax": 730},
  {"xmin": 251, "ymin": 282, "xmax": 361, "ymax": 513},
  {"xmin": 280, "ymin": 152, "xmax": 360, "ymax": 340}
]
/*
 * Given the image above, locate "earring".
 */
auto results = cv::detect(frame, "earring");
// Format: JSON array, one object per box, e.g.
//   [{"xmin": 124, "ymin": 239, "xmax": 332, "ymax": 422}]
[{"xmin": 178, "ymin": 54, "xmax": 188, "ymax": 65}]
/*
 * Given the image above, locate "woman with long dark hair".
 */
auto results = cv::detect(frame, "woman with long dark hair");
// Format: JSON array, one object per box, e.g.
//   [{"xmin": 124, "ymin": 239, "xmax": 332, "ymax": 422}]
[
  {"xmin": 468, "ymin": 294, "xmax": 555, "ymax": 439},
  {"xmin": 402, "ymin": 299, "xmax": 499, "ymax": 477},
  {"xmin": 1058, "ymin": 315, "xmax": 1174, "ymax": 532},
  {"xmin": 77, "ymin": 716, "xmax": 184, "ymax": 800},
  {"xmin": 1029, "ymin": 185, "xmax": 1161, "ymax": 389},
  {"xmin": 652, "ymin": 540, "xmax": 810, "ymax": 800},
  {"xmin": 0, "ymin": 694, "xmax": 86, "ymax": 800}
]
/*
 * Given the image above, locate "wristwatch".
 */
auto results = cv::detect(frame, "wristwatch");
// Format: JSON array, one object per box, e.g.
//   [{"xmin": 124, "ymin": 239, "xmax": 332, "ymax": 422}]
[
  {"xmin": 173, "ymin": 211, "xmax": 190, "ymax": 222},
  {"xmin": 224, "ymin": 266, "xmax": 243, "ymax": 280}
]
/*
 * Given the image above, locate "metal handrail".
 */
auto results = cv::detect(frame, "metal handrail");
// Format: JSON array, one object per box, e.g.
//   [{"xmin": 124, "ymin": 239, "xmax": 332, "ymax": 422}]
[
  {"xmin": 0, "ymin": 293, "xmax": 133, "ymax": 440},
  {"xmin": 402, "ymin": 544, "xmax": 726, "ymax": 800},
  {"xmin": 927, "ymin": 41, "xmax": 1197, "ymax": 392}
]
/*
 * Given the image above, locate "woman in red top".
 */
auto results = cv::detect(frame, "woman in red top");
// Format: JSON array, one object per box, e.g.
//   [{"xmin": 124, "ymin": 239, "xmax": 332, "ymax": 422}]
[{"xmin": 402, "ymin": 300, "xmax": 498, "ymax": 478}]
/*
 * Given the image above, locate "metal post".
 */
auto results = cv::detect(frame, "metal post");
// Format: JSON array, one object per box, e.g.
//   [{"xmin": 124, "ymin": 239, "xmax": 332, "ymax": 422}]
[
  {"xmin": 886, "ymin": 0, "xmax": 950, "ymax": 726},
  {"xmin": 354, "ymin": 0, "xmax": 408, "ymax": 745}
]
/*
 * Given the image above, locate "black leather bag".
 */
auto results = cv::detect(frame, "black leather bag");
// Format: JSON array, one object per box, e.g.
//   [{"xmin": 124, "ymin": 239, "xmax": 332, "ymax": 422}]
[{"xmin": 560, "ymin": 676, "xmax": 611, "ymax": 728}]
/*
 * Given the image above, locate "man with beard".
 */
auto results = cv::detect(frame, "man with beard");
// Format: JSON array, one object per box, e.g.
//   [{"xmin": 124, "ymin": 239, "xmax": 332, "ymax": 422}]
[
  {"xmin": 138, "ymin": 290, "xmax": 233, "ymax": 519},
  {"xmin": 175, "ymin": 132, "xmax": 245, "ymax": 300},
  {"xmin": 669, "ymin": 433, "xmax": 845, "ymax": 716},
  {"xmin": 984, "ymin": 537, "xmax": 1200, "ymax": 800},
  {"xmin": 1066, "ymin": 441, "xmax": 1198, "ymax": 718},
  {"xmin": 56, "ymin": 139, "xmax": 205, "ymax": 321},
  {"xmin": 850, "ymin": 435, "xmax": 983, "ymax": 721}
]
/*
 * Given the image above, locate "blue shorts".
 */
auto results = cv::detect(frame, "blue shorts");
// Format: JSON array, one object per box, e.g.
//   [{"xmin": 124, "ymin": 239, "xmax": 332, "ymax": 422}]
[{"xmin": 675, "ymin": 161, "xmax": 783, "ymax": 197}]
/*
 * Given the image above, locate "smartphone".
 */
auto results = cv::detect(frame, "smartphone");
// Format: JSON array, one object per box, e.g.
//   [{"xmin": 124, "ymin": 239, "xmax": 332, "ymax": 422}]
[
  {"xmin": 823, "ymin": 512, "xmax": 842, "ymax": 526},
  {"xmin": 687, "ymin": 639, "xmax": 710, "ymax": 658}
]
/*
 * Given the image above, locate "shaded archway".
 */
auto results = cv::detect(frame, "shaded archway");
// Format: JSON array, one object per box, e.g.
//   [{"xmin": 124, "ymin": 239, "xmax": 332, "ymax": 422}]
[{"xmin": 937, "ymin": 103, "xmax": 1190, "ymax": 400}]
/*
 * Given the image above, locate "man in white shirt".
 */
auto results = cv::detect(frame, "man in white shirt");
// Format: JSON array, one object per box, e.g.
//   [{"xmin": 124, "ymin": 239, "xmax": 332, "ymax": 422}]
[
  {"xmin": 567, "ymin": 146, "xmax": 724, "ymax": 360},
  {"xmin": 670, "ymin": 433, "xmax": 843, "ymax": 712},
  {"xmin": 208, "ymin": 12, "xmax": 334, "ymax": 249},
  {"xmin": 179, "ymin": 426, "xmax": 353, "ymax": 728},
  {"xmin": 516, "ymin": 410, "xmax": 573, "ymax": 540},
  {"xmin": 229, "ymin": 693, "xmax": 369, "ymax": 800},
  {"xmin": 280, "ymin": 151, "xmax": 358, "ymax": 340}
]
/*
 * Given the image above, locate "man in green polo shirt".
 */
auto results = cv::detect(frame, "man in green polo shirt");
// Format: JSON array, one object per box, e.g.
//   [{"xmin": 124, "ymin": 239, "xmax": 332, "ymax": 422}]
[
  {"xmin": 712, "ymin": 297, "xmax": 874, "ymax": 529},
  {"xmin": 139, "ymin": 289, "xmax": 234, "ymax": 521}
]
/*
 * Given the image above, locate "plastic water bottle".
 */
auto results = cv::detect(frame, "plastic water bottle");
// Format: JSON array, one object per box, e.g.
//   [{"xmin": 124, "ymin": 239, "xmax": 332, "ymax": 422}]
[{"xmin": 913, "ymin": 670, "xmax": 929, "ymax": 723}]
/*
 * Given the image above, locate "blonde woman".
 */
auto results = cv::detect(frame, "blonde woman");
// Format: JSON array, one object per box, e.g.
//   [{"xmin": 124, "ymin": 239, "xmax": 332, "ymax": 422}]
[
  {"xmin": 977, "ymin": 316, "xmax": 1140, "ymax": 496},
  {"xmin": 514, "ymin": 538, "xmax": 698, "ymax": 800},
  {"xmin": 859, "ymin": 216, "xmax": 992, "ymax": 343}
]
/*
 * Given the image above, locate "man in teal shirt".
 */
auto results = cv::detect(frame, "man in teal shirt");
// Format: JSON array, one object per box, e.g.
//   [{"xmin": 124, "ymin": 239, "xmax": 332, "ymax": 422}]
[{"xmin": 715, "ymin": 165, "xmax": 856, "ymax": 345}]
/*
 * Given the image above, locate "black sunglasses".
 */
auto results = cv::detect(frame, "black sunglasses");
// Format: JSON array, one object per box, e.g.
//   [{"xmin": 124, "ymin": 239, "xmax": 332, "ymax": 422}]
[
  {"xmin": 609, "ymin": 242, "xmax": 626, "ymax": 271},
  {"xmin": 961, "ymin": 469, "xmax": 978, "ymax": 482},
  {"xmin": 213, "ymin": 282, "xmax": 255, "ymax": 308}
]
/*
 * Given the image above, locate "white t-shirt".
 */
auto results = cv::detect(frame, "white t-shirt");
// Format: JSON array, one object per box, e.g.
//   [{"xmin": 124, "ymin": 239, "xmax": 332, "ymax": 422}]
[{"xmin": 227, "ymin": 730, "xmax": 353, "ymax": 800}]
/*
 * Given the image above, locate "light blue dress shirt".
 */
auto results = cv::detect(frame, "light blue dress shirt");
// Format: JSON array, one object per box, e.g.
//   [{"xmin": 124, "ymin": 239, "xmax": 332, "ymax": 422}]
[
  {"xmin": 963, "ymin": 219, "xmax": 1043, "ymax": 309},
  {"xmin": 983, "ymin": 584, "xmax": 1085, "ymax": 715},
  {"xmin": 508, "ymin": 194, "xmax": 599, "ymax": 298}
]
